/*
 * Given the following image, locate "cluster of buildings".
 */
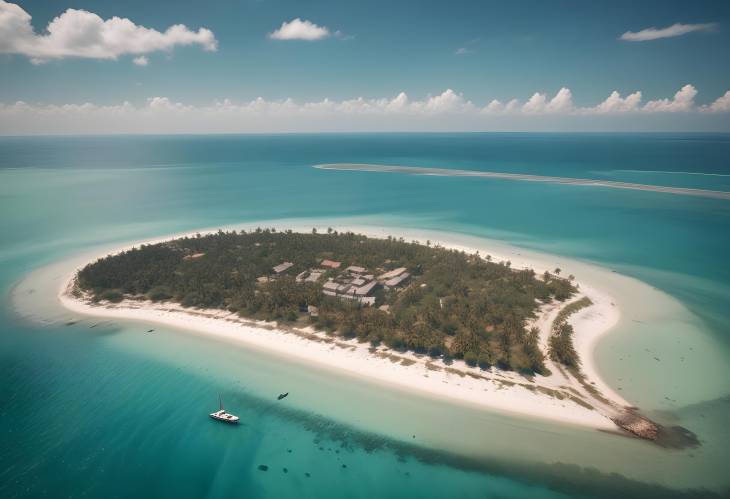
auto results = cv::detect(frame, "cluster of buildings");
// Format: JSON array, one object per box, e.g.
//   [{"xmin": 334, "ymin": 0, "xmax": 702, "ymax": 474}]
[
  {"xmin": 322, "ymin": 265, "xmax": 379, "ymax": 306},
  {"xmin": 321, "ymin": 262, "xmax": 411, "ymax": 307},
  {"xmin": 258, "ymin": 258, "xmax": 411, "ymax": 308}
]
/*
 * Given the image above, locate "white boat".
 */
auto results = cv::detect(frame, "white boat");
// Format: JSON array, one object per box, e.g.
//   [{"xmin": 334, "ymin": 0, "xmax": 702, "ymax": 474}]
[{"xmin": 209, "ymin": 395, "xmax": 239, "ymax": 424}]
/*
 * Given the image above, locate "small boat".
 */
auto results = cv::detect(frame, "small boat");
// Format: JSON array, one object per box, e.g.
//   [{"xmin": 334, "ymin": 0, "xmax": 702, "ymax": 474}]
[
  {"xmin": 209, "ymin": 395, "xmax": 239, "ymax": 424},
  {"xmin": 277, "ymin": 392, "xmax": 289, "ymax": 400}
]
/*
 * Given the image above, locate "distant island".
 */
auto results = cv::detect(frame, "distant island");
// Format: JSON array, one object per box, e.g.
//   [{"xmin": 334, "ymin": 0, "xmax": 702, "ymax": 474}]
[{"xmin": 63, "ymin": 227, "xmax": 686, "ymax": 443}]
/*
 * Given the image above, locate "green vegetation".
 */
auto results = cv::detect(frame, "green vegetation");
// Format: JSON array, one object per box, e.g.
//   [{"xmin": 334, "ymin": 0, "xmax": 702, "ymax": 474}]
[
  {"xmin": 77, "ymin": 229, "xmax": 578, "ymax": 374},
  {"xmin": 548, "ymin": 296, "xmax": 593, "ymax": 368}
]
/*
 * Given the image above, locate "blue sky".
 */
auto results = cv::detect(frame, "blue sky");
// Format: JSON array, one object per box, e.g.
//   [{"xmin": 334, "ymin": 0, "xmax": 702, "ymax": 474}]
[{"xmin": 1, "ymin": 0, "xmax": 729, "ymax": 133}]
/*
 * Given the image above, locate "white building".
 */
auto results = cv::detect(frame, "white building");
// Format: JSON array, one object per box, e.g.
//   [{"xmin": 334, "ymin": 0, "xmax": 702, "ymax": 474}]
[{"xmin": 273, "ymin": 262, "xmax": 294, "ymax": 274}]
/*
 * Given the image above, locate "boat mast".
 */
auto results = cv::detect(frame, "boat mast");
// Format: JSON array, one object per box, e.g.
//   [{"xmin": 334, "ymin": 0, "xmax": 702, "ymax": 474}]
[{"xmin": 219, "ymin": 394, "xmax": 223, "ymax": 411}]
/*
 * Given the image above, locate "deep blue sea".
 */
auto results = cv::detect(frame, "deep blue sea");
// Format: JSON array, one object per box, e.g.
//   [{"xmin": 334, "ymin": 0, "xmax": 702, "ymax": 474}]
[{"xmin": 1, "ymin": 133, "xmax": 729, "ymax": 498}]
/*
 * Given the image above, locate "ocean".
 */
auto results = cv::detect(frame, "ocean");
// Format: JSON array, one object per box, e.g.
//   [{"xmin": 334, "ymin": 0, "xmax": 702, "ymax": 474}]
[{"xmin": 1, "ymin": 133, "xmax": 729, "ymax": 498}]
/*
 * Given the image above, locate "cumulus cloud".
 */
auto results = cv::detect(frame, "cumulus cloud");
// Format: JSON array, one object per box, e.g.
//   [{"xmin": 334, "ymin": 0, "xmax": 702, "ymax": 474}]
[
  {"xmin": 483, "ymin": 99, "xmax": 504, "ymax": 114},
  {"xmin": 419, "ymin": 89, "xmax": 474, "ymax": 113},
  {"xmin": 521, "ymin": 88, "xmax": 573, "ymax": 114},
  {"xmin": 268, "ymin": 18, "xmax": 331, "ymax": 41},
  {"xmin": 132, "ymin": 55, "xmax": 148, "ymax": 66},
  {"xmin": 590, "ymin": 90, "xmax": 643, "ymax": 113},
  {"xmin": 0, "ymin": 1, "xmax": 217, "ymax": 63},
  {"xmin": 620, "ymin": 22, "xmax": 717, "ymax": 42},
  {"xmin": 643, "ymin": 84, "xmax": 697, "ymax": 112},
  {"xmin": 2, "ymin": 86, "xmax": 729, "ymax": 135},
  {"xmin": 702, "ymin": 91, "xmax": 730, "ymax": 113}
]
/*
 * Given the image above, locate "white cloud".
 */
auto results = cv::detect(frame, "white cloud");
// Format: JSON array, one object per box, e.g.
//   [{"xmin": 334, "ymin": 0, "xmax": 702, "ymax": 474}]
[
  {"xmin": 643, "ymin": 84, "xmax": 697, "ymax": 112},
  {"xmin": 146, "ymin": 96, "xmax": 191, "ymax": 111},
  {"xmin": 590, "ymin": 90, "xmax": 642, "ymax": 113},
  {"xmin": 620, "ymin": 22, "xmax": 717, "ymax": 42},
  {"xmin": 268, "ymin": 18, "xmax": 331, "ymax": 41},
  {"xmin": 521, "ymin": 88, "xmax": 573, "ymax": 114},
  {"xmin": 454, "ymin": 47, "xmax": 472, "ymax": 55},
  {"xmin": 522, "ymin": 92, "xmax": 547, "ymax": 113},
  {"xmin": 132, "ymin": 55, "xmax": 148, "ymax": 66},
  {"xmin": 546, "ymin": 87, "xmax": 573, "ymax": 113},
  {"xmin": 504, "ymin": 99, "xmax": 521, "ymax": 113},
  {"xmin": 483, "ymin": 99, "xmax": 504, "ymax": 114},
  {"xmin": 420, "ymin": 89, "xmax": 473, "ymax": 113},
  {"xmin": 0, "ymin": 1, "xmax": 217, "ymax": 63},
  {"xmin": 702, "ymin": 91, "xmax": 730, "ymax": 112},
  {"xmin": 2, "ymin": 86, "xmax": 728, "ymax": 135}
]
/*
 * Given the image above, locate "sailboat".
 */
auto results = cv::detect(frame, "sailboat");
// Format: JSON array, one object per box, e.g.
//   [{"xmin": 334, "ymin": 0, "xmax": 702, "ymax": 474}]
[{"xmin": 209, "ymin": 394, "xmax": 239, "ymax": 424}]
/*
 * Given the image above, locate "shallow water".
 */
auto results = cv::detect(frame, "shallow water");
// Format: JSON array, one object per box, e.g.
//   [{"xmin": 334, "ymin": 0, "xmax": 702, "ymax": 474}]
[{"xmin": 1, "ymin": 133, "xmax": 729, "ymax": 498}]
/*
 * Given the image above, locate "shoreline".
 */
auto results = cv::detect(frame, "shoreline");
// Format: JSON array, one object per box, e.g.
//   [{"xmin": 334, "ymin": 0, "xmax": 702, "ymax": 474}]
[{"xmin": 55, "ymin": 224, "xmax": 639, "ymax": 434}]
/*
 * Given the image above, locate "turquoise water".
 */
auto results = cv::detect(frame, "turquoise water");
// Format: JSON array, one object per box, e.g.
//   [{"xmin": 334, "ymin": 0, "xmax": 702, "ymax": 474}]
[{"xmin": 1, "ymin": 133, "xmax": 729, "ymax": 498}]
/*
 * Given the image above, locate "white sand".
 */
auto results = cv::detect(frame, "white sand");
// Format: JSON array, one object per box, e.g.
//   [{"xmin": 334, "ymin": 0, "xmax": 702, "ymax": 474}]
[{"xmin": 55, "ymin": 222, "xmax": 631, "ymax": 432}]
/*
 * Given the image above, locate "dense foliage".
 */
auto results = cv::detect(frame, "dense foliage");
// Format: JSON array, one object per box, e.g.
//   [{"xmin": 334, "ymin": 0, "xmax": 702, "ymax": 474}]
[
  {"xmin": 548, "ymin": 296, "xmax": 592, "ymax": 368},
  {"xmin": 77, "ymin": 229, "xmax": 578, "ymax": 374}
]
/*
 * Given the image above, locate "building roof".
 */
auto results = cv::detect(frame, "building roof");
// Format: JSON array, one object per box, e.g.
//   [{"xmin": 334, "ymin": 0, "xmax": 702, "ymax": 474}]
[
  {"xmin": 323, "ymin": 281, "xmax": 339, "ymax": 292},
  {"xmin": 273, "ymin": 261, "xmax": 294, "ymax": 274},
  {"xmin": 346, "ymin": 265, "xmax": 367, "ymax": 274},
  {"xmin": 355, "ymin": 280, "xmax": 378, "ymax": 296},
  {"xmin": 385, "ymin": 272, "xmax": 410, "ymax": 287},
  {"xmin": 379, "ymin": 267, "xmax": 407, "ymax": 280},
  {"xmin": 305, "ymin": 271, "xmax": 323, "ymax": 282},
  {"xmin": 321, "ymin": 259, "xmax": 341, "ymax": 269}
]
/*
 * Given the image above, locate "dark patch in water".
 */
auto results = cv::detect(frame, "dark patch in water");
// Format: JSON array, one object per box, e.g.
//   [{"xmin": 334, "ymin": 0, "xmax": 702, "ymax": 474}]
[
  {"xmin": 655, "ymin": 425, "xmax": 701, "ymax": 450},
  {"xmin": 248, "ymin": 395, "xmax": 724, "ymax": 499},
  {"xmin": 257, "ymin": 464, "xmax": 268, "ymax": 472},
  {"xmin": 213, "ymin": 377, "xmax": 722, "ymax": 499}
]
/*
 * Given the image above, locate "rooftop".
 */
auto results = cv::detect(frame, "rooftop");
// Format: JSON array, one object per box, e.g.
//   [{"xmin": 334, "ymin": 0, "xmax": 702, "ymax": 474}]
[
  {"xmin": 385, "ymin": 272, "xmax": 410, "ymax": 287},
  {"xmin": 379, "ymin": 267, "xmax": 407, "ymax": 280},
  {"xmin": 273, "ymin": 261, "xmax": 294, "ymax": 274}
]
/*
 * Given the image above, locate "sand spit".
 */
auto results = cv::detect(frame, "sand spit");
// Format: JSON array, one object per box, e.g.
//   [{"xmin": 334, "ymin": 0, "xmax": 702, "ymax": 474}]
[{"xmin": 315, "ymin": 163, "xmax": 730, "ymax": 200}]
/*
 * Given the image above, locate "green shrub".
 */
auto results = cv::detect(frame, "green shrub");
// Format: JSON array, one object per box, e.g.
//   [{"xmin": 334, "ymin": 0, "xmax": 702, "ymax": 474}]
[
  {"xmin": 99, "ymin": 289, "xmax": 123, "ymax": 303},
  {"xmin": 147, "ymin": 286, "xmax": 172, "ymax": 301}
]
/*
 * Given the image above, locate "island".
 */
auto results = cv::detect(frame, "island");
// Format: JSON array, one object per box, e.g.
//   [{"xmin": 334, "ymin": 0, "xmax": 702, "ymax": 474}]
[{"xmin": 63, "ymin": 228, "xmax": 669, "ymax": 441}]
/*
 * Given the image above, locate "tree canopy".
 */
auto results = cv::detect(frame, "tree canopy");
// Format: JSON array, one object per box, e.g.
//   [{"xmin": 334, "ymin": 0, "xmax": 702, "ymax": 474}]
[{"xmin": 77, "ymin": 229, "xmax": 578, "ymax": 374}]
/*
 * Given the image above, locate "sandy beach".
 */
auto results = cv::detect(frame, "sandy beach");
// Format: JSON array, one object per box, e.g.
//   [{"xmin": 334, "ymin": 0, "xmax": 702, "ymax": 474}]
[{"xmin": 53, "ymin": 223, "xmax": 634, "ymax": 433}]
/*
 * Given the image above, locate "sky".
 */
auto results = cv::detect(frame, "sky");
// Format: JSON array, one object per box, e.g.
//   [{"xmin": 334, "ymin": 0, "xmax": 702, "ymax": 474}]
[{"xmin": 1, "ymin": 0, "xmax": 729, "ymax": 134}]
